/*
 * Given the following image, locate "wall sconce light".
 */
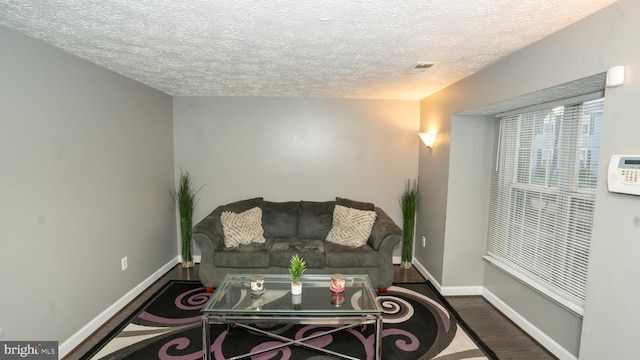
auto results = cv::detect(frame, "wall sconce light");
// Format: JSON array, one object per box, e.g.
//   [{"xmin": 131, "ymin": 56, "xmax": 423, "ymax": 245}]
[
  {"xmin": 606, "ymin": 65, "xmax": 625, "ymax": 88},
  {"xmin": 419, "ymin": 132, "xmax": 437, "ymax": 148}
]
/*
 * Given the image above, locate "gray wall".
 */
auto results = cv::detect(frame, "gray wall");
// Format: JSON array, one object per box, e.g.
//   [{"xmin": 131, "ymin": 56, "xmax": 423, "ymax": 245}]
[
  {"xmin": 0, "ymin": 26, "xmax": 176, "ymax": 343},
  {"xmin": 416, "ymin": 0, "xmax": 640, "ymax": 358},
  {"xmin": 173, "ymin": 96, "xmax": 420, "ymax": 257},
  {"xmin": 443, "ymin": 115, "xmax": 493, "ymax": 286}
]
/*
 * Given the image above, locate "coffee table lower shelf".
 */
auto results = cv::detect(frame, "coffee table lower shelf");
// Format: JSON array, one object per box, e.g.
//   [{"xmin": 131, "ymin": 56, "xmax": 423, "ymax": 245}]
[{"xmin": 202, "ymin": 314, "xmax": 382, "ymax": 360}]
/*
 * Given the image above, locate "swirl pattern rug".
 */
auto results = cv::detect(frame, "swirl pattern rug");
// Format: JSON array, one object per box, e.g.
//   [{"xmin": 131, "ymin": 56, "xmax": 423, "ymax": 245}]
[{"xmin": 81, "ymin": 281, "xmax": 496, "ymax": 360}]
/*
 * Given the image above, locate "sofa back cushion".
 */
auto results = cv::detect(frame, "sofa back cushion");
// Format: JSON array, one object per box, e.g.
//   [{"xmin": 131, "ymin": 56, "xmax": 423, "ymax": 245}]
[
  {"xmin": 223, "ymin": 197, "xmax": 264, "ymax": 213},
  {"xmin": 336, "ymin": 197, "xmax": 375, "ymax": 211},
  {"xmin": 262, "ymin": 201, "xmax": 299, "ymax": 239},
  {"xmin": 297, "ymin": 201, "xmax": 336, "ymax": 239}
]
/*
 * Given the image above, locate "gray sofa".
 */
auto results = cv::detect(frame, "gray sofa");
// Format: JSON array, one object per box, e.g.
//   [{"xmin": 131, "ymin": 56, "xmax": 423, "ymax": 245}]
[{"xmin": 192, "ymin": 197, "xmax": 402, "ymax": 290}]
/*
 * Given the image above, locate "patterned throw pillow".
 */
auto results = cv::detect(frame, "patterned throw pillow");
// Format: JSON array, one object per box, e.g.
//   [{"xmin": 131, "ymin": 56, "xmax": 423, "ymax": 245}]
[
  {"xmin": 220, "ymin": 207, "xmax": 265, "ymax": 248},
  {"xmin": 326, "ymin": 205, "xmax": 377, "ymax": 247}
]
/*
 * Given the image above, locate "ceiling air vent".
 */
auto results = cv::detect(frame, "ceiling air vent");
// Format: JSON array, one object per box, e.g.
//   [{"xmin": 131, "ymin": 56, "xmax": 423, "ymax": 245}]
[{"xmin": 406, "ymin": 62, "xmax": 437, "ymax": 74}]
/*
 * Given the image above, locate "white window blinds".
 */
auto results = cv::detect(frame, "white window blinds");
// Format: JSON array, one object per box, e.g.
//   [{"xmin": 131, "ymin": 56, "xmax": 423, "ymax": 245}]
[{"xmin": 487, "ymin": 94, "xmax": 604, "ymax": 311}]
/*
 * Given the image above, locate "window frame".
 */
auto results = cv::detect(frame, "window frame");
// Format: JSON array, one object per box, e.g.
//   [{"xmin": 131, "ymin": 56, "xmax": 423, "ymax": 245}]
[{"xmin": 485, "ymin": 91, "xmax": 604, "ymax": 316}]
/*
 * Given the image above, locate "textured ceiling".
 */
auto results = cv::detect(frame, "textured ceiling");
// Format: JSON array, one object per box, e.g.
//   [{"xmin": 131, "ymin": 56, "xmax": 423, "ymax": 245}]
[{"xmin": 0, "ymin": 0, "xmax": 617, "ymax": 100}]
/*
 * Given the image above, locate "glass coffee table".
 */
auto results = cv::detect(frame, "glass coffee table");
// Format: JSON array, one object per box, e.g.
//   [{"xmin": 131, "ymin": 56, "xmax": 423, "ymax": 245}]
[{"xmin": 201, "ymin": 274, "xmax": 383, "ymax": 360}]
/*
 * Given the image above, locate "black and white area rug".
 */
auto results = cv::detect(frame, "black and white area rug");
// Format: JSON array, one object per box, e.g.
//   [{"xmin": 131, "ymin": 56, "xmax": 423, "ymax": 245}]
[{"xmin": 81, "ymin": 280, "xmax": 497, "ymax": 359}]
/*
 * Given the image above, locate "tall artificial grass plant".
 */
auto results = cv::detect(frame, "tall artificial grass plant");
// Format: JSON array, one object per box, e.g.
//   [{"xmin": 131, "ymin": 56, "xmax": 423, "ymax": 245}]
[
  {"xmin": 172, "ymin": 169, "xmax": 202, "ymax": 268},
  {"xmin": 399, "ymin": 178, "xmax": 420, "ymax": 269}
]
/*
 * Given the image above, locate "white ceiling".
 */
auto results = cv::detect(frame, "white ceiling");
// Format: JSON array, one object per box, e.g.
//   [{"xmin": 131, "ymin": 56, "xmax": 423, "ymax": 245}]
[{"xmin": 1, "ymin": 0, "xmax": 617, "ymax": 100}]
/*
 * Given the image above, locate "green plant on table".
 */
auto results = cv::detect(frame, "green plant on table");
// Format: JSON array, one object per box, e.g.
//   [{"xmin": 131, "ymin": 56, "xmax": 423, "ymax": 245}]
[{"xmin": 289, "ymin": 254, "xmax": 307, "ymax": 285}]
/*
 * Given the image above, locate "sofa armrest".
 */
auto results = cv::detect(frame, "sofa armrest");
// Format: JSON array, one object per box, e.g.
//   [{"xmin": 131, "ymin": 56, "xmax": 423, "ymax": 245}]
[
  {"xmin": 368, "ymin": 207, "xmax": 402, "ymax": 251},
  {"xmin": 371, "ymin": 208, "xmax": 402, "ymax": 288},
  {"xmin": 192, "ymin": 206, "xmax": 224, "ymax": 254}
]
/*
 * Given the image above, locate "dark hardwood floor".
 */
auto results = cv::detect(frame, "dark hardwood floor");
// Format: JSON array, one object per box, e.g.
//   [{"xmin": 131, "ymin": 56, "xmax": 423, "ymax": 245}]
[
  {"xmin": 446, "ymin": 296, "xmax": 556, "ymax": 359},
  {"xmin": 65, "ymin": 264, "xmax": 556, "ymax": 359}
]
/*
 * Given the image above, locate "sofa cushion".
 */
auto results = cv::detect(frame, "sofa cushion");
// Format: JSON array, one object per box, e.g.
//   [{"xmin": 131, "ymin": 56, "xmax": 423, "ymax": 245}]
[
  {"xmin": 324, "ymin": 242, "xmax": 382, "ymax": 267},
  {"xmin": 224, "ymin": 197, "xmax": 264, "ymax": 213},
  {"xmin": 297, "ymin": 201, "xmax": 336, "ymax": 239},
  {"xmin": 213, "ymin": 238, "xmax": 274, "ymax": 268},
  {"xmin": 262, "ymin": 201, "xmax": 299, "ymax": 239},
  {"xmin": 336, "ymin": 197, "xmax": 375, "ymax": 211},
  {"xmin": 269, "ymin": 239, "xmax": 325, "ymax": 268},
  {"xmin": 221, "ymin": 207, "xmax": 265, "ymax": 248},
  {"xmin": 326, "ymin": 205, "xmax": 377, "ymax": 247}
]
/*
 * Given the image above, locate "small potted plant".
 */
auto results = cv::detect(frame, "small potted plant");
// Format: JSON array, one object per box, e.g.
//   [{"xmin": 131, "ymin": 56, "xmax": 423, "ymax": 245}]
[{"xmin": 289, "ymin": 254, "xmax": 306, "ymax": 295}]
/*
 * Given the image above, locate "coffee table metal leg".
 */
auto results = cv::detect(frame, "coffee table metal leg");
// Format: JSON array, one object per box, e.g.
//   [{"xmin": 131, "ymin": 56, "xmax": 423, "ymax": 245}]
[
  {"xmin": 202, "ymin": 316, "xmax": 211, "ymax": 360},
  {"xmin": 375, "ymin": 315, "xmax": 383, "ymax": 360}
]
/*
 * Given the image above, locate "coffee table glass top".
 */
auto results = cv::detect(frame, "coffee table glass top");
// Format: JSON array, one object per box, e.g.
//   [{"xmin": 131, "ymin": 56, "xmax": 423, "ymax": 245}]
[{"xmin": 202, "ymin": 274, "xmax": 382, "ymax": 315}]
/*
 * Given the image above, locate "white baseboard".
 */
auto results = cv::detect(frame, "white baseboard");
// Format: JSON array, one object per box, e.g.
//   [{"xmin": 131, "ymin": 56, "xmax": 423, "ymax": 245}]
[
  {"xmin": 411, "ymin": 258, "xmax": 440, "ymax": 288},
  {"xmin": 440, "ymin": 285, "xmax": 484, "ymax": 296},
  {"xmin": 59, "ymin": 256, "xmax": 181, "ymax": 358},
  {"xmin": 482, "ymin": 288, "xmax": 578, "ymax": 360},
  {"xmin": 392, "ymin": 255, "xmax": 401, "ymax": 264},
  {"xmin": 410, "ymin": 259, "xmax": 482, "ymax": 295}
]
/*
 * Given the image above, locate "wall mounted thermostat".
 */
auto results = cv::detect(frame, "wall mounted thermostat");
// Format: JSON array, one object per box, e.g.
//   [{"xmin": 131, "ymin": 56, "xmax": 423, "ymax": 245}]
[{"xmin": 608, "ymin": 155, "xmax": 640, "ymax": 196}]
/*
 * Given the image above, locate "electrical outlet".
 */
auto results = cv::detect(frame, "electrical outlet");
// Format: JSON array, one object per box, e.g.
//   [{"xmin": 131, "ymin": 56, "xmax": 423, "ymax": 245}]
[
  {"xmin": 121, "ymin": 256, "xmax": 128, "ymax": 271},
  {"xmin": 421, "ymin": 236, "xmax": 426, "ymax": 247}
]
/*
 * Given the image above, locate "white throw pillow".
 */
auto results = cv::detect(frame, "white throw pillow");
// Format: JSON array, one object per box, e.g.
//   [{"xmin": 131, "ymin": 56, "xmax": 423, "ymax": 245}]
[
  {"xmin": 221, "ymin": 207, "xmax": 265, "ymax": 248},
  {"xmin": 326, "ymin": 205, "xmax": 377, "ymax": 247}
]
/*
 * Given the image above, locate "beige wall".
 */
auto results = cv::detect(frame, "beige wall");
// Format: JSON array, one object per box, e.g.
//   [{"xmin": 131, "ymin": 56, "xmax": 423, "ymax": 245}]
[
  {"xmin": 173, "ymin": 96, "xmax": 420, "ymax": 256},
  {"xmin": 0, "ymin": 26, "xmax": 175, "ymax": 345},
  {"xmin": 416, "ymin": 0, "xmax": 640, "ymax": 358}
]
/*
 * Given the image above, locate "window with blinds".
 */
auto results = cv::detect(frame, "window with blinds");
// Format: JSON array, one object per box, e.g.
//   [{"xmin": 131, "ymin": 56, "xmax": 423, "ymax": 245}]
[{"xmin": 487, "ymin": 93, "xmax": 604, "ymax": 313}]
